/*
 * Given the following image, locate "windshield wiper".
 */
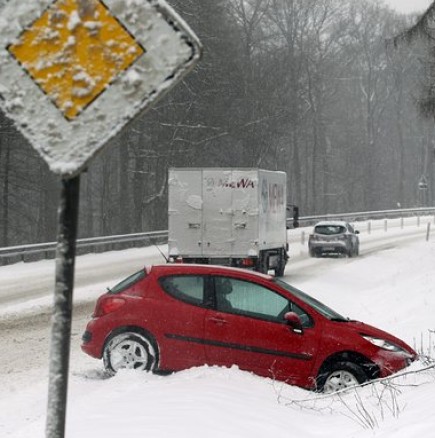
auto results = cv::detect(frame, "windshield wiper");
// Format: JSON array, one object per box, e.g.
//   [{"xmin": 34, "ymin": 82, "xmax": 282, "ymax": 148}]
[{"xmin": 330, "ymin": 317, "xmax": 349, "ymax": 322}]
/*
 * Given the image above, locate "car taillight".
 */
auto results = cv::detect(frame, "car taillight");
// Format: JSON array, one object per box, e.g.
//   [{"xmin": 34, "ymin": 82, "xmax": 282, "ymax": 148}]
[{"xmin": 94, "ymin": 297, "xmax": 126, "ymax": 317}]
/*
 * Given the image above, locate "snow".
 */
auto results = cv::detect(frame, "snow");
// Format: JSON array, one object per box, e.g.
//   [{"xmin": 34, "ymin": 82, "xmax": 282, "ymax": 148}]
[
  {"xmin": 67, "ymin": 11, "xmax": 81, "ymax": 32},
  {"xmin": 383, "ymin": 0, "xmax": 431, "ymax": 14},
  {"xmin": 0, "ymin": 220, "xmax": 434, "ymax": 437}
]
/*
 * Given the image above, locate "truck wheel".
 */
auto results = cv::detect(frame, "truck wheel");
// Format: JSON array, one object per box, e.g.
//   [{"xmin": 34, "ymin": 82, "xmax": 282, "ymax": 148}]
[
  {"xmin": 274, "ymin": 251, "xmax": 286, "ymax": 277},
  {"xmin": 257, "ymin": 254, "xmax": 268, "ymax": 274}
]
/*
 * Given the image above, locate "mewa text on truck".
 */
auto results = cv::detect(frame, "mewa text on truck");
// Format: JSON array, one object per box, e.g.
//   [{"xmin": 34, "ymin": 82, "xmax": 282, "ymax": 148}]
[{"xmin": 168, "ymin": 168, "xmax": 289, "ymax": 276}]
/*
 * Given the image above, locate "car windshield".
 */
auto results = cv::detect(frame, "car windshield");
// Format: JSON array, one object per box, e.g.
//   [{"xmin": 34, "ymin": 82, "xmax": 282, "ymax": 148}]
[
  {"xmin": 314, "ymin": 225, "xmax": 346, "ymax": 235},
  {"xmin": 274, "ymin": 279, "xmax": 347, "ymax": 321}
]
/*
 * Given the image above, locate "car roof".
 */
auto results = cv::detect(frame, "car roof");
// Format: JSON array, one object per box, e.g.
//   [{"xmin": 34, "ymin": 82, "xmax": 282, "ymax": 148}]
[
  {"xmin": 314, "ymin": 220, "xmax": 349, "ymax": 227},
  {"xmin": 147, "ymin": 264, "xmax": 274, "ymax": 280}
]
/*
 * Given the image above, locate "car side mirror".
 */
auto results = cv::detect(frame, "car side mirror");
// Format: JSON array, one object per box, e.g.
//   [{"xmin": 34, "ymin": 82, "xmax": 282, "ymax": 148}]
[
  {"xmin": 284, "ymin": 312, "xmax": 303, "ymax": 334},
  {"xmin": 355, "ymin": 230, "xmax": 360, "ymax": 234}
]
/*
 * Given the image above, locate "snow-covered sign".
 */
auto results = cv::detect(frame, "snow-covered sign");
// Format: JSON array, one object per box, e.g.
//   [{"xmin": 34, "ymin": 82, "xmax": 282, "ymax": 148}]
[{"xmin": 0, "ymin": 0, "xmax": 201, "ymax": 177}]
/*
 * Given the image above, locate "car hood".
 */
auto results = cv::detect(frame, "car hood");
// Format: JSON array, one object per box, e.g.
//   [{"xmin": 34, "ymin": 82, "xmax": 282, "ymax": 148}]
[{"xmin": 342, "ymin": 320, "xmax": 416, "ymax": 355}]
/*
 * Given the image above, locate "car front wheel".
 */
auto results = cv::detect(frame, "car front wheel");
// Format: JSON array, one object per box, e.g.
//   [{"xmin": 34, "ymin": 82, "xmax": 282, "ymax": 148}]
[
  {"xmin": 103, "ymin": 331, "xmax": 157, "ymax": 374},
  {"xmin": 317, "ymin": 361, "xmax": 367, "ymax": 393}
]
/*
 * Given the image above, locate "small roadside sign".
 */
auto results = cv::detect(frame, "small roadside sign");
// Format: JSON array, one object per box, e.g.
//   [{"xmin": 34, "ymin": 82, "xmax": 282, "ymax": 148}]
[{"xmin": 0, "ymin": 0, "xmax": 202, "ymax": 176}]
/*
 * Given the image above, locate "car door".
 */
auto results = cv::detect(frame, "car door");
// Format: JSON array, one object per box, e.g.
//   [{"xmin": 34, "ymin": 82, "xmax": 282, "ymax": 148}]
[
  {"xmin": 204, "ymin": 276, "xmax": 319, "ymax": 385},
  {"xmin": 157, "ymin": 274, "xmax": 210, "ymax": 370}
]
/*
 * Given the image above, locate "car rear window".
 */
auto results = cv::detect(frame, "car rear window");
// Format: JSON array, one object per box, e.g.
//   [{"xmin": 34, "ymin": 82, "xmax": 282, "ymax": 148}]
[
  {"xmin": 314, "ymin": 225, "xmax": 346, "ymax": 235},
  {"xmin": 108, "ymin": 270, "xmax": 146, "ymax": 294}
]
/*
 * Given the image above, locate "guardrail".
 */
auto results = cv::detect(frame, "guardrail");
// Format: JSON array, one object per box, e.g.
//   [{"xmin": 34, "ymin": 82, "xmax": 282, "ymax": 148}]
[
  {"xmin": 1, "ymin": 207, "xmax": 434, "ymax": 266},
  {"xmin": 294, "ymin": 207, "xmax": 435, "ymax": 227},
  {"xmin": 0, "ymin": 230, "xmax": 168, "ymax": 266}
]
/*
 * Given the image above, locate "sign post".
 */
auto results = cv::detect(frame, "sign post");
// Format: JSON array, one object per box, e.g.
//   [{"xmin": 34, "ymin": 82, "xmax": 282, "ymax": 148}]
[
  {"xmin": 47, "ymin": 176, "xmax": 80, "ymax": 437},
  {"xmin": 0, "ymin": 1, "xmax": 201, "ymax": 437}
]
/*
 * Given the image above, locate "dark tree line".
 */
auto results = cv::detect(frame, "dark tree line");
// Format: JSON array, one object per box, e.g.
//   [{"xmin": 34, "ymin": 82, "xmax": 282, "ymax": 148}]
[{"xmin": 0, "ymin": 0, "xmax": 434, "ymax": 247}]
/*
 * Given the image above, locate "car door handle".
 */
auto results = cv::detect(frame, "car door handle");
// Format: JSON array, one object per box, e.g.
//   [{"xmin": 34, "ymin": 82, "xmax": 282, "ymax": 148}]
[{"xmin": 208, "ymin": 317, "xmax": 228, "ymax": 325}]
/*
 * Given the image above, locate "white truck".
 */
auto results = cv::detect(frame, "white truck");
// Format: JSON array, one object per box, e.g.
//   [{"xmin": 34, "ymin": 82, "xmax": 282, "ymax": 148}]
[{"xmin": 168, "ymin": 168, "xmax": 289, "ymax": 276}]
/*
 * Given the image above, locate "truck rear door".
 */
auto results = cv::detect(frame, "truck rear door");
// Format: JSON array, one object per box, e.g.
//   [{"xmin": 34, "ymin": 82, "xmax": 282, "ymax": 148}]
[
  {"xmin": 168, "ymin": 170, "xmax": 203, "ymax": 258},
  {"xmin": 202, "ymin": 169, "xmax": 234, "ymax": 256}
]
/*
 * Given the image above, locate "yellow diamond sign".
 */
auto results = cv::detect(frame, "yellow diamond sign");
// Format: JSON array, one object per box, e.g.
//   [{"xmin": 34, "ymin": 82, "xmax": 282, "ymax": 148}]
[
  {"xmin": 0, "ymin": 0, "xmax": 202, "ymax": 176},
  {"xmin": 8, "ymin": 0, "xmax": 145, "ymax": 120}
]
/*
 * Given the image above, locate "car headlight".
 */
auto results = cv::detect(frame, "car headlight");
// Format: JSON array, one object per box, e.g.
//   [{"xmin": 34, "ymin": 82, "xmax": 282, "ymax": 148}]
[{"xmin": 362, "ymin": 335, "xmax": 403, "ymax": 352}]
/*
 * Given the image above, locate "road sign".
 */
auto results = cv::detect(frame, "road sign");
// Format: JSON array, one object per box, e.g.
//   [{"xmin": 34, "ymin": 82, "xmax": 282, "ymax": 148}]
[
  {"xmin": 0, "ymin": 2, "xmax": 202, "ymax": 437},
  {"xmin": 0, "ymin": 0, "xmax": 202, "ymax": 177}
]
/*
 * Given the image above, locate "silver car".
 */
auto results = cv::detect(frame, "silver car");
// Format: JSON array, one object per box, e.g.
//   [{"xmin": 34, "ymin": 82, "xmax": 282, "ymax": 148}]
[{"xmin": 308, "ymin": 221, "xmax": 360, "ymax": 257}]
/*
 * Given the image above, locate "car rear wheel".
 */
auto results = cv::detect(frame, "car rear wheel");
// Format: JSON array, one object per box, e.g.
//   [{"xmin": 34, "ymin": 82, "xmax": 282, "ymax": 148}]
[
  {"xmin": 310, "ymin": 248, "xmax": 321, "ymax": 258},
  {"xmin": 103, "ymin": 332, "xmax": 157, "ymax": 374},
  {"xmin": 317, "ymin": 361, "xmax": 367, "ymax": 393}
]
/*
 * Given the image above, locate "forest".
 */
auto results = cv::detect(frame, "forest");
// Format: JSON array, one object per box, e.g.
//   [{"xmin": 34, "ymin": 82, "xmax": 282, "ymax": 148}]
[{"xmin": 1, "ymin": 0, "xmax": 434, "ymax": 247}]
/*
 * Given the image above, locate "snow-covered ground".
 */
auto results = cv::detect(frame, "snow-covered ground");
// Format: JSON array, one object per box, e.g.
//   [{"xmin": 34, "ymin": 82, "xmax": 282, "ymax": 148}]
[{"xmin": 1, "ymin": 218, "xmax": 434, "ymax": 437}]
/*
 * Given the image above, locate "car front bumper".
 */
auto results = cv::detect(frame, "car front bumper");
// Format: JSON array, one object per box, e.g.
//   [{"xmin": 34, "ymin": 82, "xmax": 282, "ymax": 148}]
[{"xmin": 373, "ymin": 349, "xmax": 417, "ymax": 378}]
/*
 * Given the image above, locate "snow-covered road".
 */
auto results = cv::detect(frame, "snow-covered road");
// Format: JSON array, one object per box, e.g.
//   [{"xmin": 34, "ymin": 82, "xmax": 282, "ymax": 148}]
[{"xmin": 0, "ymin": 216, "xmax": 431, "ymax": 309}]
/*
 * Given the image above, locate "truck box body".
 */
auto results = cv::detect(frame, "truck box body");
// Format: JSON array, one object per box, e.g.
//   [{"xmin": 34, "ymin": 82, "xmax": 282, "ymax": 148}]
[{"xmin": 168, "ymin": 168, "xmax": 287, "ymax": 270}]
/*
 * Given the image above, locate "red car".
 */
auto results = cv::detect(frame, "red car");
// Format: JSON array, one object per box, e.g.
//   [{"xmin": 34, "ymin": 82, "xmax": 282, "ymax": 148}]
[{"xmin": 81, "ymin": 264, "xmax": 417, "ymax": 392}]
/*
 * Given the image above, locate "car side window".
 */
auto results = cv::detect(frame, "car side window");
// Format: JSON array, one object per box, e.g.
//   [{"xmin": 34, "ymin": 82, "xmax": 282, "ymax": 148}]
[
  {"xmin": 214, "ymin": 277, "xmax": 292, "ymax": 323},
  {"xmin": 160, "ymin": 275, "xmax": 205, "ymax": 306}
]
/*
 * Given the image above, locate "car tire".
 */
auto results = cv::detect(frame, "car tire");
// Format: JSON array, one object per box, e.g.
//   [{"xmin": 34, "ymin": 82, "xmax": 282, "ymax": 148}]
[
  {"xmin": 311, "ymin": 249, "xmax": 321, "ymax": 258},
  {"xmin": 103, "ymin": 331, "xmax": 158, "ymax": 374},
  {"xmin": 316, "ymin": 361, "xmax": 367, "ymax": 393}
]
